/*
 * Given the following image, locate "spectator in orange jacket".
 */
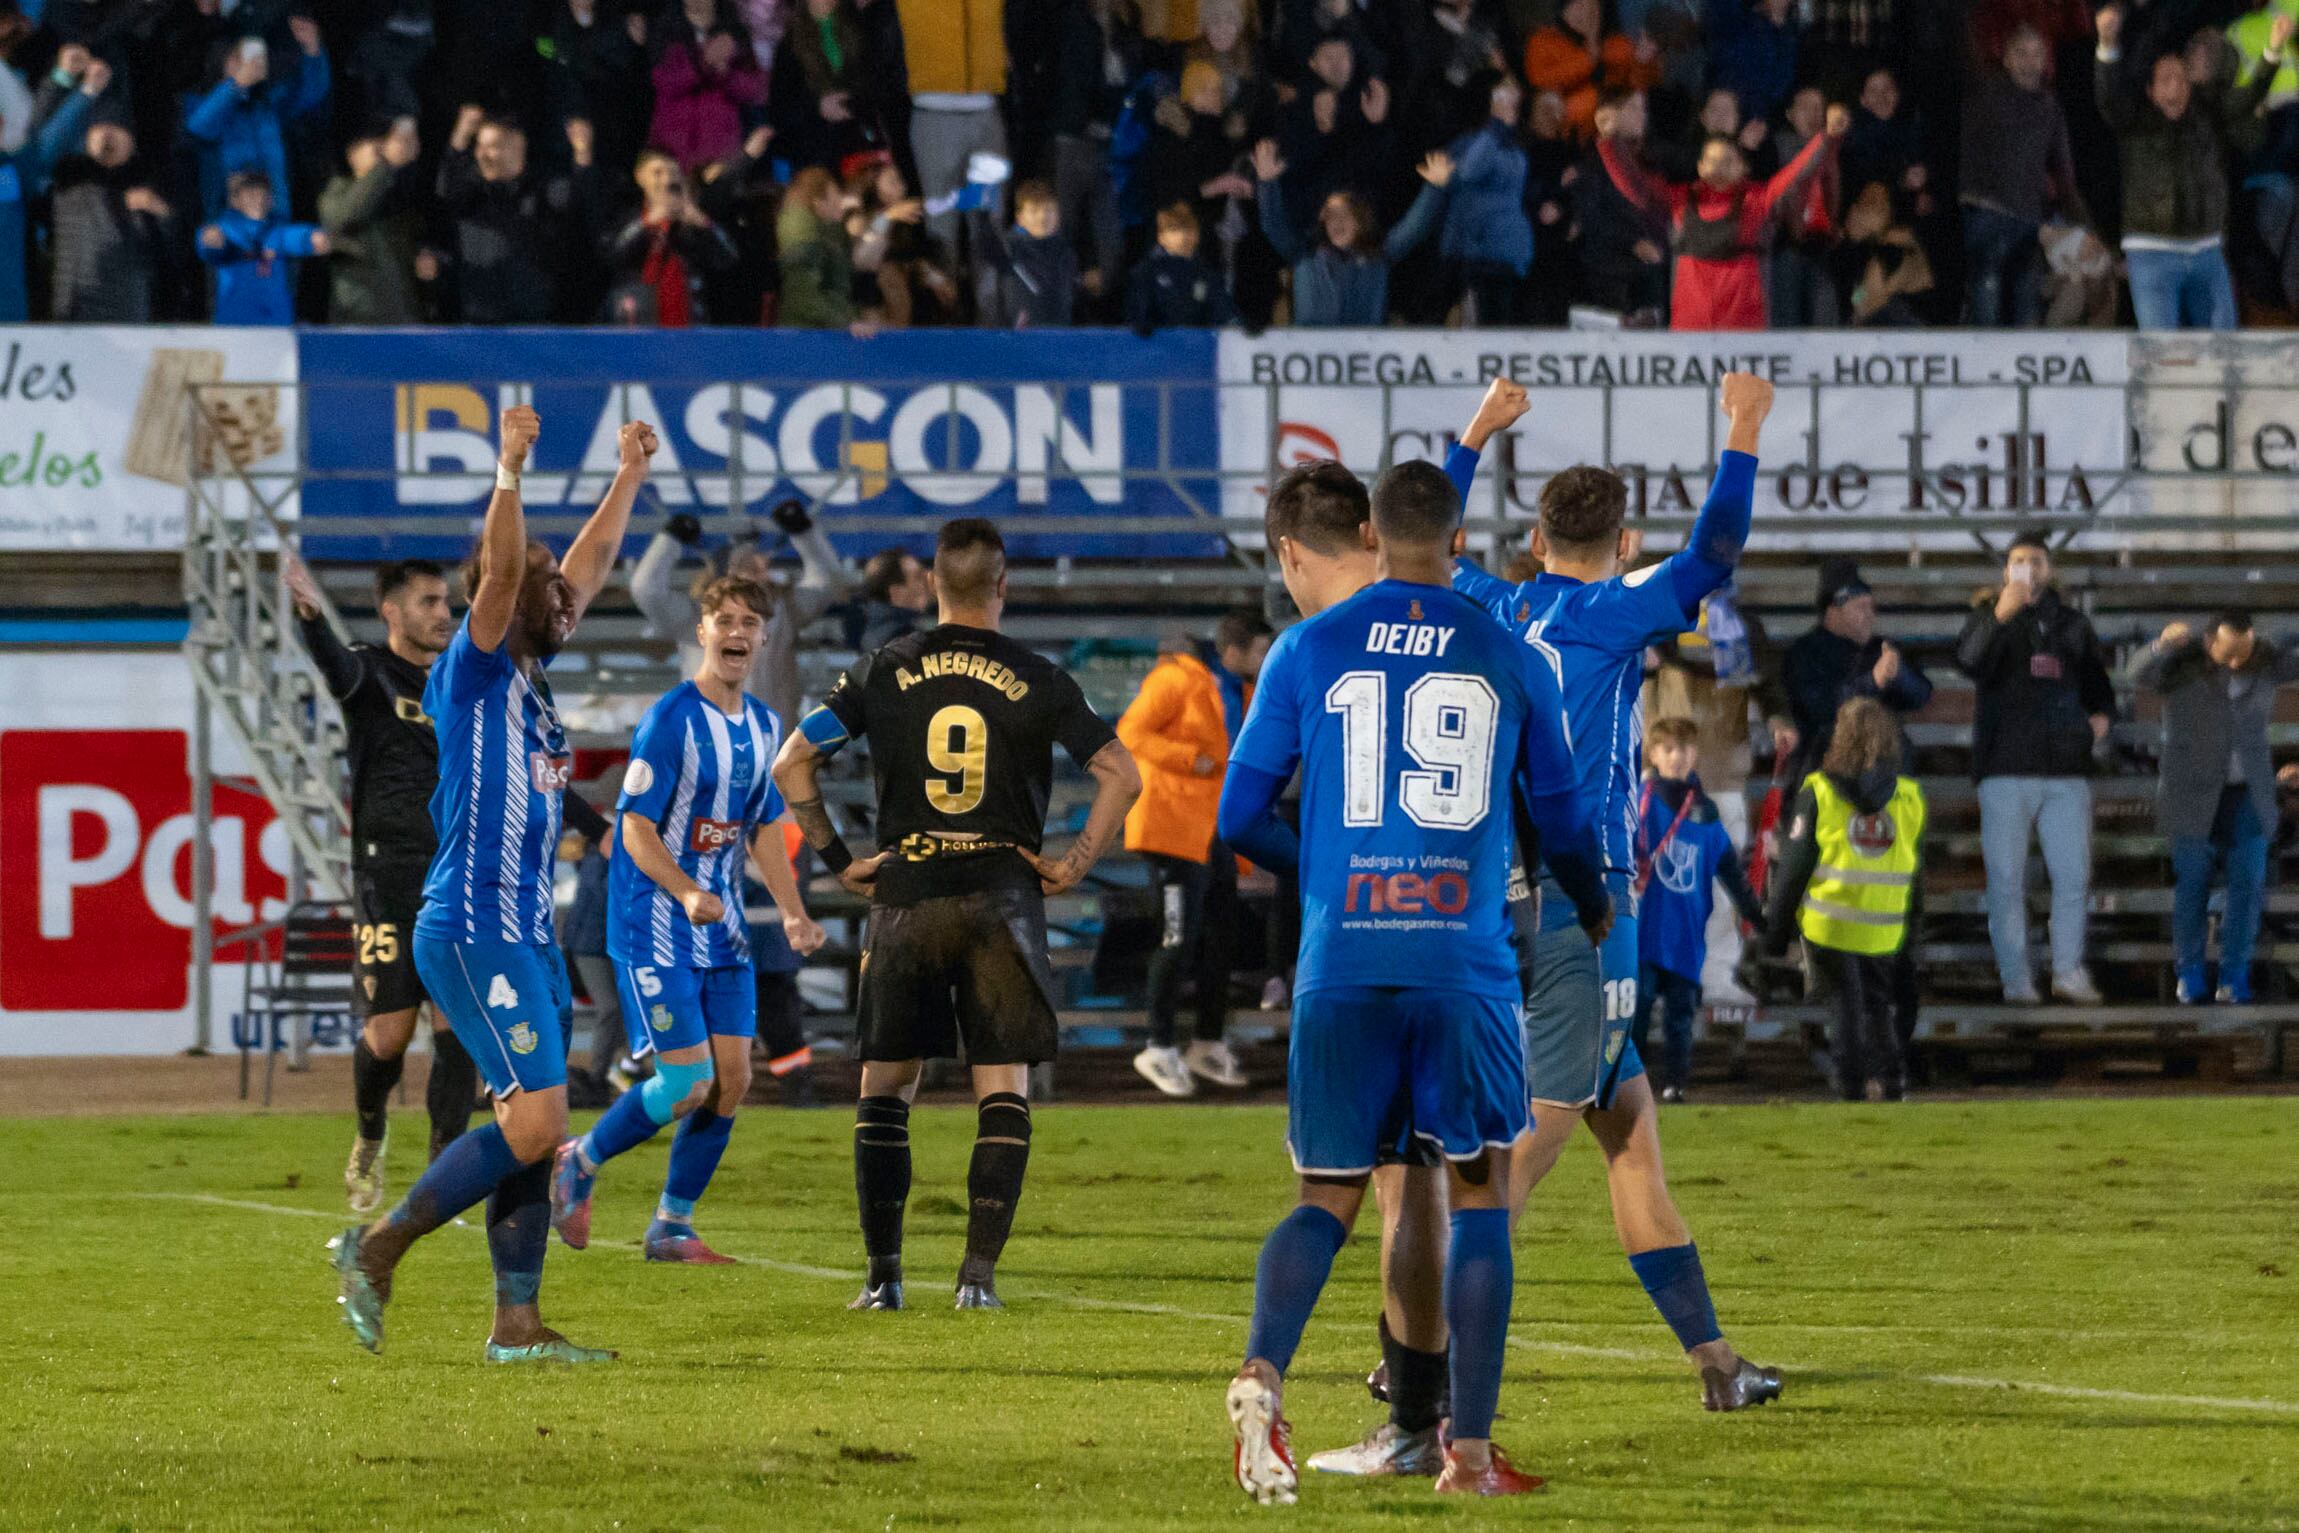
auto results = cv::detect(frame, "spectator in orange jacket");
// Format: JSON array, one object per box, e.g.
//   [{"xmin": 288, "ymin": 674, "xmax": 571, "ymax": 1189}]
[
  {"xmin": 1526, "ymin": 0, "xmax": 1664, "ymax": 140},
  {"xmin": 1119, "ymin": 609, "xmax": 1271, "ymax": 1099}
]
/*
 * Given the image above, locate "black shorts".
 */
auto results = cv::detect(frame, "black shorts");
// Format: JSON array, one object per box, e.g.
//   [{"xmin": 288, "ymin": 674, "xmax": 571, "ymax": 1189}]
[
  {"xmin": 351, "ymin": 860, "xmax": 430, "ymax": 1018},
  {"xmin": 855, "ymin": 886, "xmax": 1060, "ymax": 1066}
]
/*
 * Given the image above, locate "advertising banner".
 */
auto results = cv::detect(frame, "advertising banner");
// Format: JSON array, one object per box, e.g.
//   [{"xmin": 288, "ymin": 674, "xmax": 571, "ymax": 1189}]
[
  {"xmin": 296, "ymin": 328, "xmax": 1223, "ymax": 560},
  {"xmin": 0, "ymin": 652, "xmax": 289, "ymax": 1055},
  {"xmin": 1218, "ymin": 330, "xmax": 2144, "ymax": 546},
  {"xmin": 0, "ymin": 327, "xmax": 298, "ymax": 551}
]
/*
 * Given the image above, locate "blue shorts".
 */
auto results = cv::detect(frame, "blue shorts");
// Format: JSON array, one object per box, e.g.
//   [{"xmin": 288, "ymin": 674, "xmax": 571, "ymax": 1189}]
[
  {"xmin": 614, "ymin": 961, "xmax": 756, "ymax": 1057},
  {"xmin": 1286, "ymin": 985, "xmax": 1529, "ymax": 1178},
  {"xmin": 413, "ymin": 936, "xmax": 574, "ymax": 1097},
  {"xmin": 1525, "ymin": 872, "xmax": 1647, "ymax": 1110}
]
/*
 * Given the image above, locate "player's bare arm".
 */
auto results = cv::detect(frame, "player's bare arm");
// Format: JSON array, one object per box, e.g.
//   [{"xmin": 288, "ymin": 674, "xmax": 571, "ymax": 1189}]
[
  {"xmin": 469, "ymin": 403, "xmax": 540, "ymax": 652},
  {"xmin": 1458, "ymin": 378, "xmax": 1530, "ymax": 453},
  {"xmin": 559, "ymin": 420, "xmax": 659, "ymax": 618},
  {"xmin": 750, "ymin": 823, "xmax": 828, "ymax": 955},
  {"xmin": 619, "ymin": 810, "xmax": 724, "ymax": 924},
  {"xmin": 771, "ymin": 730, "xmax": 886, "ymax": 894},
  {"xmin": 1719, "ymin": 371, "xmax": 1774, "ymax": 455},
  {"xmin": 1026, "ymin": 739, "xmax": 1141, "ymax": 896}
]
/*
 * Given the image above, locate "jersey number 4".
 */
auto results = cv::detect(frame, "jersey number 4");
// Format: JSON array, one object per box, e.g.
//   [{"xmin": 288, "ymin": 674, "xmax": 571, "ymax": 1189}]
[
  {"xmin": 1325, "ymin": 671, "xmax": 1498, "ymax": 830},
  {"xmin": 925, "ymin": 704, "xmax": 987, "ymax": 814}
]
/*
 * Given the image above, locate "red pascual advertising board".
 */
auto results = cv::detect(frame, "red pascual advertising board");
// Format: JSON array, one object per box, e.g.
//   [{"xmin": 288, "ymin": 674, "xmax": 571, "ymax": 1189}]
[{"xmin": 0, "ymin": 651, "xmax": 288, "ymax": 1054}]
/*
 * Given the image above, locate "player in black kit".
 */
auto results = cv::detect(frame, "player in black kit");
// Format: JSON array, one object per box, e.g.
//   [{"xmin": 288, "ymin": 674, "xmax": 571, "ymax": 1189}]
[
  {"xmin": 773, "ymin": 518, "xmax": 1140, "ymax": 1312},
  {"xmin": 289, "ymin": 556, "xmax": 484, "ymax": 1215}
]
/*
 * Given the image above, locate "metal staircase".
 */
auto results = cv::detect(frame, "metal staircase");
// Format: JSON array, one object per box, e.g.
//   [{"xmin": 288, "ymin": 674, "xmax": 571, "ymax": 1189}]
[{"xmin": 180, "ymin": 382, "xmax": 351, "ymax": 1051}]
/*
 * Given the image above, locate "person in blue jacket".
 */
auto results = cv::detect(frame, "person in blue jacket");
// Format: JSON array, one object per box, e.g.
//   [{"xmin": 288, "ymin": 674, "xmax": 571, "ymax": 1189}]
[
  {"xmin": 1254, "ymin": 135, "xmax": 1452, "ymax": 326},
  {"xmin": 0, "ymin": 52, "xmax": 103, "ymax": 321},
  {"xmin": 183, "ymin": 18, "xmax": 332, "ymax": 217},
  {"xmin": 199, "ymin": 170, "xmax": 330, "ymax": 324},
  {"xmin": 1439, "ymin": 74, "xmax": 1535, "ymax": 325}
]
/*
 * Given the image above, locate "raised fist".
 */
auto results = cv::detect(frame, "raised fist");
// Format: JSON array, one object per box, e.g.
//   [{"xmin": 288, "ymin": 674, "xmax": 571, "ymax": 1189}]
[
  {"xmin": 289, "ymin": 15, "xmax": 322, "ymax": 54},
  {"xmin": 1719, "ymin": 371, "xmax": 1775, "ymax": 425},
  {"xmin": 1463, "ymin": 377, "xmax": 1531, "ymax": 451},
  {"xmin": 498, "ymin": 403, "xmax": 541, "ymax": 470},
  {"xmin": 618, "ymin": 420, "xmax": 660, "ymax": 468},
  {"xmin": 79, "ymin": 58, "xmax": 111, "ymax": 96}
]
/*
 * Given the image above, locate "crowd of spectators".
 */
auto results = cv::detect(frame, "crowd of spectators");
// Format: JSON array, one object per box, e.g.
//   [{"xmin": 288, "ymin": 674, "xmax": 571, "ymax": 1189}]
[{"xmin": 10, "ymin": 0, "xmax": 2299, "ymax": 332}]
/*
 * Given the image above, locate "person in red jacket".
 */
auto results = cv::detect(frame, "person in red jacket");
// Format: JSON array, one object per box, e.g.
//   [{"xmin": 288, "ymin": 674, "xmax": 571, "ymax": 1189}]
[{"xmin": 1597, "ymin": 95, "xmax": 1849, "ymax": 330}]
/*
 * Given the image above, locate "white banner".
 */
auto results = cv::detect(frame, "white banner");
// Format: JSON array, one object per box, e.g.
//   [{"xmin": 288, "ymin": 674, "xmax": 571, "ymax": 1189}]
[
  {"xmin": 1219, "ymin": 330, "xmax": 2163, "ymax": 548},
  {"xmin": 0, "ymin": 651, "xmax": 287, "ymax": 1054},
  {"xmin": 0, "ymin": 327, "xmax": 298, "ymax": 551}
]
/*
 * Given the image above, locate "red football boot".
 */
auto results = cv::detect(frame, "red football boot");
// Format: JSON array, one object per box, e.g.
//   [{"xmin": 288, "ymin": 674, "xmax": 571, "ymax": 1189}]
[{"xmin": 1434, "ymin": 1445, "xmax": 1546, "ymax": 1497}]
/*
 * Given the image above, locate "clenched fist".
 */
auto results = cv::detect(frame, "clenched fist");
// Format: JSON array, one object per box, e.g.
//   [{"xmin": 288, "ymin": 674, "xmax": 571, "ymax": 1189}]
[
  {"xmin": 1462, "ymin": 377, "xmax": 1531, "ymax": 452},
  {"xmin": 618, "ymin": 420, "xmax": 660, "ymax": 468},
  {"xmin": 498, "ymin": 403, "xmax": 541, "ymax": 470},
  {"xmin": 680, "ymin": 888, "xmax": 725, "ymax": 925}
]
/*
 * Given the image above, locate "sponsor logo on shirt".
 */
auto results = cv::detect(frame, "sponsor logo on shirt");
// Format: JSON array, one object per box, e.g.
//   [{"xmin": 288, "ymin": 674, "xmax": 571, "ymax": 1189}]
[
  {"xmin": 1343, "ymin": 870, "xmax": 1471, "ymax": 915},
  {"xmin": 690, "ymin": 818, "xmax": 745, "ymax": 853},
  {"xmin": 530, "ymin": 752, "xmax": 574, "ymax": 793}
]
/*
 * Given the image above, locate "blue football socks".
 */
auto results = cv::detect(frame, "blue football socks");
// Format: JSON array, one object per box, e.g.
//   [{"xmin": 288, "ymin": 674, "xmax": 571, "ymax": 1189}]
[
  {"xmin": 660, "ymin": 1108, "xmax": 733, "ymax": 1223},
  {"xmin": 579, "ymin": 1083, "xmax": 665, "ymax": 1172},
  {"xmin": 1443, "ymin": 1207, "xmax": 1513, "ymax": 1441},
  {"xmin": 1243, "ymin": 1205, "xmax": 1348, "ymax": 1376},
  {"xmin": 384, "ymin": 1120, "xmax": 522, "ymax": 1237},
  {"xmin": 486, "ymin": 1158, "xmax": 551, "ymax": 1307},
  {"xmin": 1629, "ymin": 1242, "xmax": 1723, "ymax": 1351}
]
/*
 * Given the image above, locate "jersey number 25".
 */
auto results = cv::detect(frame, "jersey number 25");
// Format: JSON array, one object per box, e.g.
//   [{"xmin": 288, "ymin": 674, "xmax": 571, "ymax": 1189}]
[{"xmin": 1325, "ymin": 671, "xmax": 1497, "ymax": 830}]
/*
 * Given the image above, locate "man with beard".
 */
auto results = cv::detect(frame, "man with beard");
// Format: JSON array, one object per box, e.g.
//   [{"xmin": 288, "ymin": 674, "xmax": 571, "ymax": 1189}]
[{"xmin": 333, "ymin": 405, "xmax": 653, "ymax": 1364}]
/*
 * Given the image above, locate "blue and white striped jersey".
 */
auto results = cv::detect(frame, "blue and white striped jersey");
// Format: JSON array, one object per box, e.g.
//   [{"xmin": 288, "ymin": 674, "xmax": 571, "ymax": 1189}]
[
  {"xmin": 416, "ymin": 620, "xmax": 572, "ymax": 947},
  {"xmin": 606, "ymin": 681, "xmax": 786, "ymax": 969}
]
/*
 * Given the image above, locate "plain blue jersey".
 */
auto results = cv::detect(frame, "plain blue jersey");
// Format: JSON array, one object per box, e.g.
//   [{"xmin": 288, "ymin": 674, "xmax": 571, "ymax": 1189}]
[
  {"xmin": 1227, "ymin": 579, "xmax": 1588, "ymax": 1002},
  {"xmin": 1445, "ymin": 448, "xmax": 1758, "ymax": 875},
  {"xmin": 607, "ymin": 681, "xmax": 787, "ymax": 970},
  {"xmin": 417, "ymin": 620, "xmax": 572, "ymax": 947}
]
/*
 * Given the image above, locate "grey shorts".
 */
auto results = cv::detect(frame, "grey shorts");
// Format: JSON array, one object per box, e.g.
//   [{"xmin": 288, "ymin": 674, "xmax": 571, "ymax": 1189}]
[{"xmin": 1523, "ymin": 872, "xmax": 1647, "ymax": 1110}]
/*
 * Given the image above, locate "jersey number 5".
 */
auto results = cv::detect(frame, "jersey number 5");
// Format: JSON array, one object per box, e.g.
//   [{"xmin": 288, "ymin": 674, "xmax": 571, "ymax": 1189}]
[
  {"xmin": 1325, "ymin": 671, "xmax": 1498, "ymax": 830},
  {"xmin": 925, "ymin": 704, "xmax": 988, "ymax": 814}
]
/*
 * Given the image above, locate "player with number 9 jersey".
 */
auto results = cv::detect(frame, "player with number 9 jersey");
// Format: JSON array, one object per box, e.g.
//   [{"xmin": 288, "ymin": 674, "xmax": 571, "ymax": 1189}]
[{"xmin": 1224, "ymin": 578, "xmax": 1607, "ymax": 1174}]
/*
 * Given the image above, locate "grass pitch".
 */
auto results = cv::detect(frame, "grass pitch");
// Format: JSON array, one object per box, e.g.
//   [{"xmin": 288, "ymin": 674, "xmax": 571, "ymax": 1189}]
[{"xmin": 4, "ymin": 1095, "xmax": 2296, "ymax": 1531}]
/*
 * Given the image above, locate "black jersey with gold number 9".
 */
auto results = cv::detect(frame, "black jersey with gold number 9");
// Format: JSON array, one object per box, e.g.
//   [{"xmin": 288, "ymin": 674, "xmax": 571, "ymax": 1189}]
[{"xmin": 817, "ymin": 623, "xmax": 1116, "ymax": 905}]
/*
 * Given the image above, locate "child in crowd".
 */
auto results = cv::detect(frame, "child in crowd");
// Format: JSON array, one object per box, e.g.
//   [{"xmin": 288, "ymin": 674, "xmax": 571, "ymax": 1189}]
[
  {"xmin": 977, "ymin": 179, "xmax": 1077, "ymax": 328},
  {"xmin": 1759, "ymin": 698, "xmax": 1928, "ymax": 1102},
  {"xmin": 199, "ymin": 169, "xmax": 328, "ymax": 324},
  {"xmin": 1126, "ymin": 201, "xmax": 1237, "ymax": 333},
  {"xmin": 1636, "ymin": 716, "xmax": 1766, "ymax": 1102}
]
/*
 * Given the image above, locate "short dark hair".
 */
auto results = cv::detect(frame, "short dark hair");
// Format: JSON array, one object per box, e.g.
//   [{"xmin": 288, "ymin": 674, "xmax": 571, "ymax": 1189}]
[
  {"xmin": 1648, "ymin": 716, "xmax": 1699, "ymax": 751},
  {"xmin": 2008, "ymin": 529, "xmax": 2052, "ymax": 557},
  {"xmin": 1013, "ymin": 178, "xmax": 1056, "ymax": 210},
  {"xmin": 1214, "ymin": 608, "xmax": 1271, "ymax": 654},
  {"xmin": 226, "ymin": 169, "xmax": 271, "ymax": 199},
  {"xmin": 375, "ymin": 558, "xmax": 445, "ymax": 606},
  {"xmin": 459, "ymin": 537, "xmax": 553, "ymax": 602},
  {"xmin": 1538, "ymin": 465, "xmax": 1629, "ymax": 555},
  {"xmin": 1156, "ymin": 201, "xmax": 1200, "ymax": 237},
  {"xmin": 698, "ymin": 574, "xmax": 773, "ymax": 621},
  {"xmin": 1265, "ymin": 460, "xmax": 1369, "ymax": 555},
  {"xmin": 2212, "ymin": 608, "xmax": 2254, "ymax": 635},
  {"xmin": 934, "ymin": 517, "xmax": 1006, "ymax": 605},
  {"xmin": 1370, "ymin": 459, "xmax": 1461, "ymax": 548},
  {"xmin": 863, "ymin": 546, "xmax": 918, "ymax": 601}
]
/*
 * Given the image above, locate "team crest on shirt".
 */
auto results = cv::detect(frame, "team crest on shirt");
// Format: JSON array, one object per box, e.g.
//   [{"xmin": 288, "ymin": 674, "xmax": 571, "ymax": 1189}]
[
  {"xmin": 1604, "ymin": 1031, "xmax": 1625, "ymax": 1063},
  {"xmin": 650, "ymin": 1004, "xmax": 674, "ymax": 1034},
  {"xmin": 1655, "ymin": 838, "xmax": 1701, "ymax": 895},
  {"xmin": 1849, "ymin": 812, "xmax": 1897, "ymax": 856},
  {"xmin": 507, "ymin": 1021, "xmax": 539, "ymax": 1055},
  {"xmin": 1408, "ymin": 599, "xmax": 1424, "ymax": 621}
]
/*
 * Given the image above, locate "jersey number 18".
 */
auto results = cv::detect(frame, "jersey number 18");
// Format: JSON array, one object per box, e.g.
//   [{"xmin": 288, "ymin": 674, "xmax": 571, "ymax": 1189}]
[{"xmin": 1325, "ymin": 671, "xmax": 1498, "ymax": 830}]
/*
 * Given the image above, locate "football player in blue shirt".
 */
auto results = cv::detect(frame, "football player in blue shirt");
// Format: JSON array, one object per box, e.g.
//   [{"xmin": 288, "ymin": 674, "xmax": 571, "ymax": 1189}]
[
  {"xmin": 548, "ymin": 574, "xmax": 827, "ymax": 1264},
  {"xmin": 333, "ymin": 406, "xmax": 655, "ymax": 1364},
  {"xmin": 1438, "ymin": 373, "xmax": 1783, "ymax": 1412},
  {"xmin": 1216, "ymin": 458, "xmax": 1611, "ymax": 1503}
]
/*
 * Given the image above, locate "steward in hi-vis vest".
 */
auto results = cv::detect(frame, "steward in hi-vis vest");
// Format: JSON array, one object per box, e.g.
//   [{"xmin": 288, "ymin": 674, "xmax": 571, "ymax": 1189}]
[{"xmin": 1758, "ymin": 698, "xmax": 1928, "ymax": 1102}]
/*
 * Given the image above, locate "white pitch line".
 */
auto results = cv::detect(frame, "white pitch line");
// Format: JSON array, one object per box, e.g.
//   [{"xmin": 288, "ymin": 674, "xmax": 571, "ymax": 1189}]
[{"xmin": 130, "ymin": 1192, "xmax": 2299, "ymax": 1417}]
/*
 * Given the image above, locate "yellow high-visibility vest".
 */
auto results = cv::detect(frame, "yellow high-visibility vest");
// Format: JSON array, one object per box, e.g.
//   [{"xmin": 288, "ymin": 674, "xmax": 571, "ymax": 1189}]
[{"xmin": 1798, "ymin": 772, "xmax": 1925, "ymax": 956}]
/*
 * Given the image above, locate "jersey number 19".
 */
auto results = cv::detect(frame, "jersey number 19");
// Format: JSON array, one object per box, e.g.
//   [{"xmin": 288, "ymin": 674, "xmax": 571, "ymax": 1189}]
[{"xmin": 1325, "ymin": 671, "xmax": 1498, "ymax": 830}]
